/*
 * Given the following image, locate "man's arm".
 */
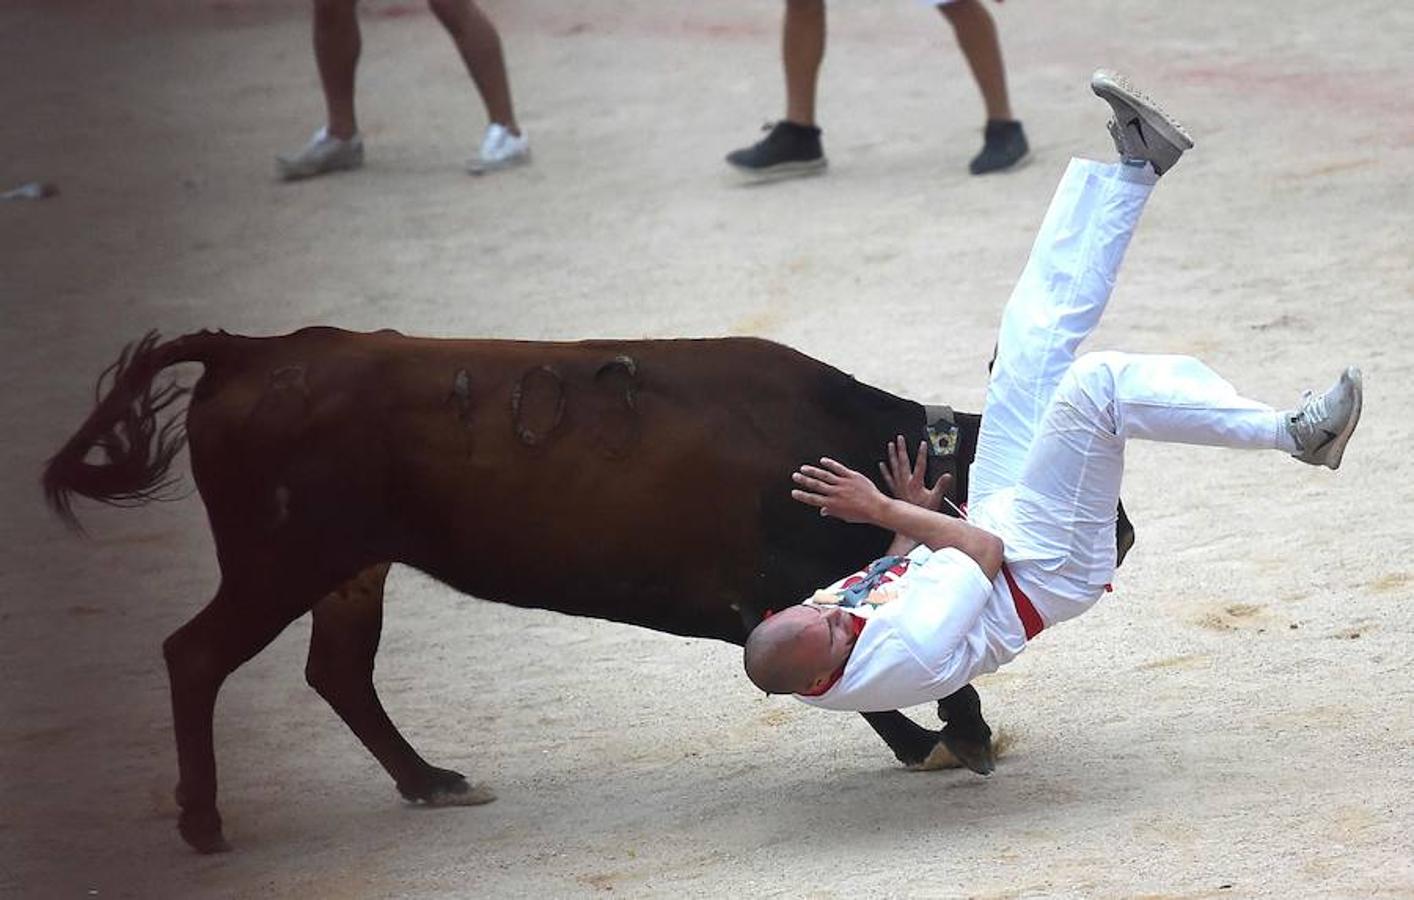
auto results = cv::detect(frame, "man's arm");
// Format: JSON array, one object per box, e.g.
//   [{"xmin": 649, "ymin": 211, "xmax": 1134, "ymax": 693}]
[
  {"xmin": 883, "ymin": 531, "xmax": 919, "ymax": 557},
  {"xmin": 792, "ymin": 455, "xmax": 1004, "ymax": 580},
  {"xmin": 871, "ymin": 498, "xmax": 1004, "ymax": 580}
]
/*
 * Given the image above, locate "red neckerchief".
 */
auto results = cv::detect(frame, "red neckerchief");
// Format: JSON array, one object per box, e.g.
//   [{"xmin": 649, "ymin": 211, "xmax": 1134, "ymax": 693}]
[{"xmin": 797, "ymin": 612, "xmax": 867, "ymax": 697}]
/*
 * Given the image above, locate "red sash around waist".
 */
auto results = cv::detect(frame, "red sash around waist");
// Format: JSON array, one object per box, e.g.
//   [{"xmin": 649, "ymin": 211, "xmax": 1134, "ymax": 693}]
[{"xmin": 1001, "ymin": 563, "xmax": 1045, "ymax": 640}]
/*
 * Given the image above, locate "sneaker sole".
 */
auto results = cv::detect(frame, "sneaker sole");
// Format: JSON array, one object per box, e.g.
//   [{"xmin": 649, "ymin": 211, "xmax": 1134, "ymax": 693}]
[
  {"xmin": 728, "ymin": 157, "xmax": 828, "ymax": 184},
  {"xmin": 1091, "ymin": 69, "xmax": 1194, "ymax": 153},
  {"xmin": 1320, "ymin": 367, "xmax": 1363, "ymax": 470},
  {"xmin": 276, "ymin": 155, "xmax": 364, "ymax": 182},
  {"xmin": 467, "ymin": 152, "xmax": 531, "ymax": 176},
  {"xmin": 971, "ymin": 148, "xmax": 1032, "ymax": 176}
]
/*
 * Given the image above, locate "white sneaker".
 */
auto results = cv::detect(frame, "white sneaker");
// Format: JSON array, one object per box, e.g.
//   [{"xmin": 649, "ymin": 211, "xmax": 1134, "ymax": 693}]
[
  {"xmin": 1091, "ymin": 69, "xmax": 1193, "ymax": 175},
  {"xmin": 276, "ymin": 127, "xmax": 364, "ymax": 181},
  {"xmin": 1287, "ymin": 366, "xmax": 1363, "ymax": 469},
  {"xmin": 467, "ymin": 123, "xmax": 530, "ymax": 175}
]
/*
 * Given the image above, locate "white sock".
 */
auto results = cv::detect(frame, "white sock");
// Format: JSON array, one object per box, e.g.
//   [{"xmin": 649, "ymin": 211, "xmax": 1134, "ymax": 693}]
[{"xmin": 1117, "ymin": 157, "xmax": 1159, "ymax": 184}]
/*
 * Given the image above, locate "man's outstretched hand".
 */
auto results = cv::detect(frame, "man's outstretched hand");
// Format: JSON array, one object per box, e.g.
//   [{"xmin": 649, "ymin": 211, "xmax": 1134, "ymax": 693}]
[
  {"xmin": 792, "ymin": 441, "xmax": 1003, "ymax": 577},
  {"xmin": 791, "ymin": 458, "xmax": 887, "ymax": 524},
  {"xmin": 878, "ymin": 435, "xmax": 951, "ymax": 512}
]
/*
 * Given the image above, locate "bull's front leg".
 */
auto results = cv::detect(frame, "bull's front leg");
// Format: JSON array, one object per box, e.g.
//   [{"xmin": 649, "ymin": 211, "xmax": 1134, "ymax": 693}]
[
  {"xmin": 935, "ymin": 683, "xmax": 995, "ymax": 774},
  {"xmin": 860, "ymin": 710, "xmax": 939, "ymax": 767},
  {"xmin": 860, "ymin": 684, "xmax": 994, "ymax": 775}
]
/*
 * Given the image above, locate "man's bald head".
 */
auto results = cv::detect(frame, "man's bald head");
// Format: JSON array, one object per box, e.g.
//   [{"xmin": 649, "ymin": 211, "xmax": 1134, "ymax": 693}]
[{"xmin": 743, "ymin": 604, "xmax": 858, "ymax": 695}]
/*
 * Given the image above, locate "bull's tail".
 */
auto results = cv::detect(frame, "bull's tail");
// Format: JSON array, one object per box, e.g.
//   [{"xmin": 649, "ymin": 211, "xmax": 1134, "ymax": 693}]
[{"xmin": 43, "ymin": 330, "xmax": 226, "ymax": 530}]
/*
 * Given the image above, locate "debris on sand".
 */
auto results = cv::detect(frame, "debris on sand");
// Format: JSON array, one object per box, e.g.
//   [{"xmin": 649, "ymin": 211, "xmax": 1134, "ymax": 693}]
[{"xmin": 1, "ymin": 181, "xmax": 58, "ymax": 201}]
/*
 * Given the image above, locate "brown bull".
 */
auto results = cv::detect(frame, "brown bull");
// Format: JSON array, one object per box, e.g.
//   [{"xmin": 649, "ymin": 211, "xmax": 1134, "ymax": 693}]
[{"xmin": 44, "ymin": 327, "xmax": 1133, "ymax": 854}]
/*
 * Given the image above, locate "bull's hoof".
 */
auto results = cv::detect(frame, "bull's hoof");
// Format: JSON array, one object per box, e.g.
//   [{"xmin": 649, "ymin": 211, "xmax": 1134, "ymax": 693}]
[
  {"xmin": 940, "ymin": 724, "xmax": 996, "ymax": 776},
  {"xmin": 178, "ymin": 809, "xmax": 231, "ymax": 854},
  {"xmin": 906, "ymin": 728, "xmax": 998, "ymax": 775},
  {"xmin": 907, "ymin": 741, "xmax": 963, "ymax": 772},
  {"xmin": 398, "ymin": 767, "xmax": 496, "ymax": 807}
]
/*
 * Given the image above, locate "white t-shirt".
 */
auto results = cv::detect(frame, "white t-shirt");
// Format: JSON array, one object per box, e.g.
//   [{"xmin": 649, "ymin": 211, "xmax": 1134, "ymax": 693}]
[{"xmin": 795, "ymin": 543, "xmax": 1028, "ymax": 713}]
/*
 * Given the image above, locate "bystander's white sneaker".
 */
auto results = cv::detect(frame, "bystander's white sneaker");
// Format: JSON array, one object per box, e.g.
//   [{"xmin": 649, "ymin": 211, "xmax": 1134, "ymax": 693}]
[
  {"xmin": 1287, "ymin": 366, "xmax": 1363, "ymax": 469},
  {"xmin": 276, "ymin": 127, "xmax": 364, "ymax": 181},
  {"xmin": 467, "ymin": 123, "xmax": 530, "ymax": 175}
]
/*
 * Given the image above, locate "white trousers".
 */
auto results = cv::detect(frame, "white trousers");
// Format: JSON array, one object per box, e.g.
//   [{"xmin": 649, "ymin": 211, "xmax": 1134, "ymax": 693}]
[{"xmin": 967, "ymin": 159, "xmax": 1287, "ymax": 624}]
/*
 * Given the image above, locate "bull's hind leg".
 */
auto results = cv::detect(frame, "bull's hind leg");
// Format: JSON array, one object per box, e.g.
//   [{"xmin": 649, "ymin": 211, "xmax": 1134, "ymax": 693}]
[
  {"xmin": 306, "ymin": 563, "xmax": 494, "ymax": 807},
  {"xmin": 163, "ymin": 576, "xmax": 318, "ymax": 853}
]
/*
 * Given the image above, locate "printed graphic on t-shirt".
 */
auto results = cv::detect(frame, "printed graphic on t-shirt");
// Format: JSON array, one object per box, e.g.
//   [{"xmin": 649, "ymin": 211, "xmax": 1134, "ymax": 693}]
[{"xmin": 808, "ymin": 554, "xmax": 913, "ymax": 610}]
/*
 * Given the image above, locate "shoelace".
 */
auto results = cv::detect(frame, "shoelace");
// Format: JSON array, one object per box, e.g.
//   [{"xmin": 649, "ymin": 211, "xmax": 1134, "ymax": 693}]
[{"xmin": 1291, "ymin": 388, "xmax": 1332, "ymax": 448}]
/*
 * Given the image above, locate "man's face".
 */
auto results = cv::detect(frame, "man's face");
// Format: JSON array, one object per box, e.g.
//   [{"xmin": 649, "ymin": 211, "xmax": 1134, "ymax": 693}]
[{"xmin": 788, "ymin": 605, "xmax": 860, "ymax": 695}]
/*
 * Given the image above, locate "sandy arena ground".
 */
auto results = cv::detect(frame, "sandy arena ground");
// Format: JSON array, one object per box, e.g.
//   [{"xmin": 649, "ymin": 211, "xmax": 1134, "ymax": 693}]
[{"xmin": 2, "ymin": 1, "xmax": 1412, "ymax": 896}]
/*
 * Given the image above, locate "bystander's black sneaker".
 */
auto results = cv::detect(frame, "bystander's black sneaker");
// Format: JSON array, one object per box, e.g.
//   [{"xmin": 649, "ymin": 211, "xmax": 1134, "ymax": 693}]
[
  {"xmin": 725, "ymin": 121, "xmax": 827, "ymax": 181},
  {"xmin": 968, "ymin": 119, "xmax": 1029, "ymax": 175}
]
